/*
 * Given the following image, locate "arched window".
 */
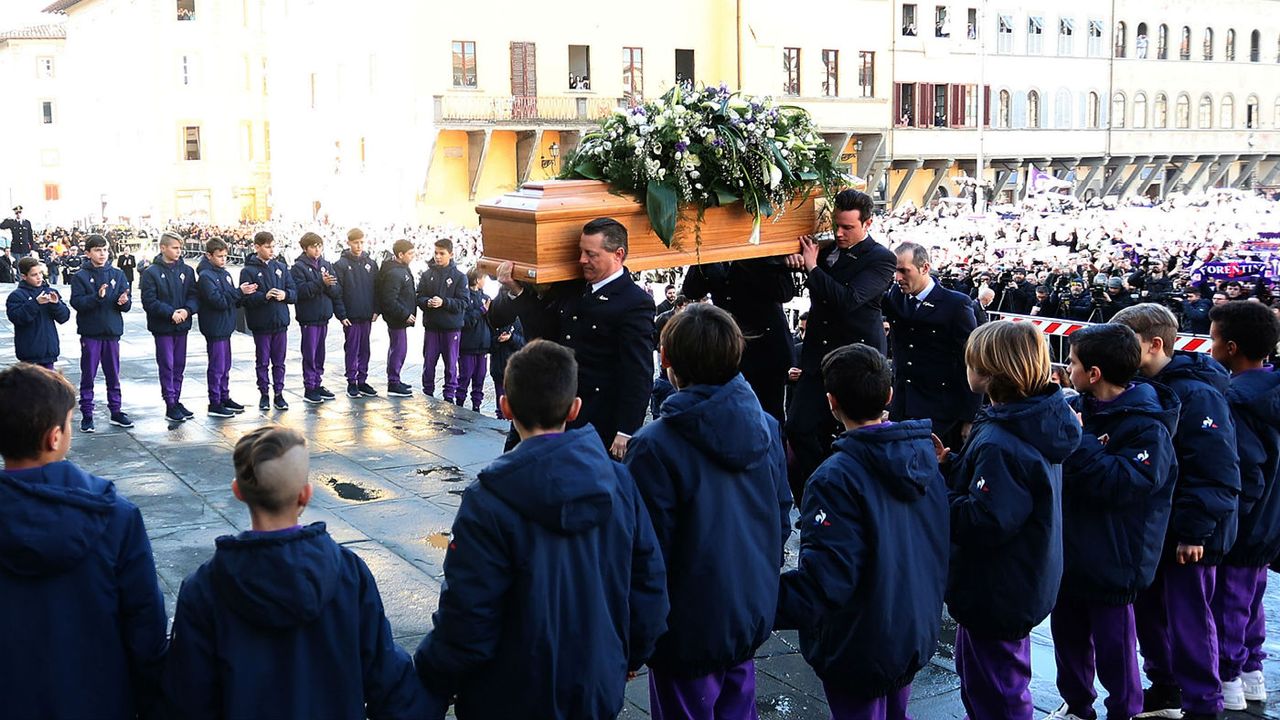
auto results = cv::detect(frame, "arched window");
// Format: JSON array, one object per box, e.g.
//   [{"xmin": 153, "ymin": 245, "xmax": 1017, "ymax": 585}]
[
  {"xmin": 1087, "ymin": 91, "xmax": 1100, "ymax": 128},
  {"xmin": 1176, "ymin": 93, "xmax": 1191, "ymax": 128},
  {"xmin": 1154, "ymin": 93, "xmax": 1168, "ymax": 128},
  {"xmin": 1246, "ymin": 95, "xmax": 1260, "ymax": 128},
  {"xmin": 1028, "ymin": 90, "xmax": 1041, "ymax": 128},
  {"xmin": 1198, "ymin": 94, "xmax": 1213, "ymax": 128},
  {"xmin": 1055, "ymin": 88, "xmax": 1073, "ymax": 128},
  {"xmin": 1203, "ymin": 28, "xmax": 1214, "ymax": 60},
  {"xmin": 1275, "ymin": 97, "xmax": 1280, "ymax": 128},
  {"xmin": 1226, "ymin": 29, "xmax": 1236, "ymax": 60},
  {"xmin": 1220, "ymin": 95, "xmax": 1235, "ymax": 128},
  {"xmin": 998, "ymin": 90, "xmax": 1011, "ymax": 128},
  {"xmin": 1136, "ymin": 23, "xmax": 1149, "ymax": 58},
  {"xmin": 1133, "ymin": 92, "xmax": 1148, "ymax": 128},
  {"xmin": 1181, "ymin": 27, "xmax": 1192, "ymax": 59},
  {"xmin": 1115, "ymin": 21, "xmax": 1127, "ymax": 58},
  {"xmin": 1111, "ymin": 92, "xmax": 1127, "ymax": 128},
  {"xmin": 1251, "ymin": 30, "xmax": 1261, "ymax": 62},
  {"xmin": 1157, "ymin": 24, "xmax": 1169, "ymax": 59}
]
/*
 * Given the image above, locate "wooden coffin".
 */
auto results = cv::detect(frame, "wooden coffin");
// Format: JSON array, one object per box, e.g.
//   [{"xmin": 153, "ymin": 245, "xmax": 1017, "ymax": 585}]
[{"xmin": 475, "ymin": 179, "xmax": 821, "ymax": 283}]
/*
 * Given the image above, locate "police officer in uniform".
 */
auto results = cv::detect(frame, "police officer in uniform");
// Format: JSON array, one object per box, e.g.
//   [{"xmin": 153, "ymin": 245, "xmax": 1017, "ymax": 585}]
[{"xmin": 2, "ymin": 205, "xmax": 35, "ymax": 258}]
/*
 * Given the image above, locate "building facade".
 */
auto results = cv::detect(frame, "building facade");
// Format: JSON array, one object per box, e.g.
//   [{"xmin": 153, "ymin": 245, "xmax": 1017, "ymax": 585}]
[{"xmin": 0, "ymin": 23, "xmax": 66, "ymax": 225}]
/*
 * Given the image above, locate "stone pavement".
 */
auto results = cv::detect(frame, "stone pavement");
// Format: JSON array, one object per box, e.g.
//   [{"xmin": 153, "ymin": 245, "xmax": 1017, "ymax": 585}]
[{"xmin": 4, "ymin": 281, "xmax": 1280, "ymax": 719}]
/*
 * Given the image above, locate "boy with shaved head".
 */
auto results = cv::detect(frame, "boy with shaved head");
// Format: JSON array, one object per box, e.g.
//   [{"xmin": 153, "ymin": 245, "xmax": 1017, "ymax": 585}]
[{"xmin": 162, "ymin": 426, "xmax": 431, "ymax": 719}]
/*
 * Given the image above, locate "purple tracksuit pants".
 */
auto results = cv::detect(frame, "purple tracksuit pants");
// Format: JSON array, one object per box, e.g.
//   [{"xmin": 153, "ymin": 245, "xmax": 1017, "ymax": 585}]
[
  {"xmin": 300, "ymin": 324, "xmax": 328, "ymax": 390},
  {"xmin": 954, "ymin": 625, "xmax": 1034, "ymax": 720},
  {"xmin": 343, "ymin": 320, "xmax": 372, "ymax": 384},
  {"xmin": 648, "ymin": 660, "xmax": 759, "ymax": 720},
  {"xmin": 206, "ymin": 337, "xmax": 232, "ymax": 405},
  {"xmin": 79, "ymin": 337, "xmax": 122, "ymax": 415},
  {"xmin": 457, "ymin": 353, "xmax": 487, "ymax": 408},
  {"xmin": 422, "ymin": 329, "xmax": 461, "ymax": 399},
  {"xmin": 823, "ymin": 682, "xmax": 912, "ymax": 720},
  {"xmin": 153, "ymin": 333, "xmax": 188, "ymax": 405},
  {"xmin": 1134, "ymin": 558, "xmax": 1221, "ymax": 715},
  {"xmin": 1213, "ymin": 565, "xmax": 1268, "ymax": 681},
  {"xmin": 1050, "ymin": 594, "xmax": 1142, "ymax": 719},
  {"xmin": 387, "ymin": 327, "xmax": 407, "ymax": 385},
  {"xmin": 253, "ymin": 329, "xmax": 287, "ymax": 395}
]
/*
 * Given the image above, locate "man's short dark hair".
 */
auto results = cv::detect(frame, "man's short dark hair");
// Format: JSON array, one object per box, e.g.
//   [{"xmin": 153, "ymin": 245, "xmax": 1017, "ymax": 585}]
[
  {"xmin": 661, "ymin": 304, "xmax": 744, "ymax": 386},
  {"xmin": 504, "ymin": 340, "xmax": 578, "ymax": 430},
  {"xmin": 253, "ymin": 231, "xmax": 274, "ymax": 246},
  {"xmin": 821, "ymin": 343, "xmax": 892, "ymax": 423},
  {"xmin": 299, "ymin": 232, "xmax": 323, "ymax": 249},
  {"xmin": 17, "ymin": 256, "xmax": 40, "ymax": 276},
  {"xmin": 664, "ymin": 284, "xmax": 675, "ymax": 291},
  {"xmin": 84, "ymin": 234, "xmax": 108, "ymax": 251},
  {"xmin": 893, "ymin": 242, "xmax": 929, "ymax": 268},
  {"xmin": 434, "ymin": 238, "xmax": 453, "ymax": 253},
  {"xmin": 392, "ymin": 239, "xmax": 413, "ymax": 256},
  {"xmin": 832, "ymin": 189, "xmax": 875, "ymax": 223},
  {"xmin": 673, "ymin": 294, "xmax": 690, "ymax": 308},
  {"xmin": 583, "ymin": 217, "xmax": 628, "ymax": 256},
  {"xmin": 0, "ymin": 364, "xmax": 76, "ymax": 460},
  {"xmin": 1210, "ymin": 300, "xmax": 1280, "ymax": 361},
  {"xmin": 205, "ymin": 238, "xmax": 228, "ymax": 254},
  {"xmin": 1069, "ymin": 324, "xmax": 1141, "ymax": 386}
]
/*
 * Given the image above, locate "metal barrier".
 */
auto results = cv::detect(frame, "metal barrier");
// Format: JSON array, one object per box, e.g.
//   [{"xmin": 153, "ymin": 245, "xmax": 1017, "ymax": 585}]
[{"xmin": 988, "ymin": 311, "xmax": 1211, "ymax": 355}]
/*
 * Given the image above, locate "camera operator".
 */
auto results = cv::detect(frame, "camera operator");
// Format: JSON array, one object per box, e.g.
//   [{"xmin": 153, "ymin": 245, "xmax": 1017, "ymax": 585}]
[
  {"xmin": 1094, "ymin": 276, "xmax": 1135, "ymax": 321},
  {"xmin": 1060, "ymin": 279, "xmax": 1094, "ymax": 321},
  {"xmin": 1175, "ymin": 286, "xmax": 1212, "ymax": 334},
  {"xmin": 996, "ymin": 268, "xmax": 1036, "ymax": 314},
  {"xmin": 1139, "ymin": 263, "xmax": 1174, "ymax": 300},
  {"xmin": 1028, "ymin": 285, "xmax": 1055, "ymax": 317}
]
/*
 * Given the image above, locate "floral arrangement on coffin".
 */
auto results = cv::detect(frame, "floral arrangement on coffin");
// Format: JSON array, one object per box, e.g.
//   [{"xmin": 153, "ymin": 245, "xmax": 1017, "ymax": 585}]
[{"xmin": 560, "ymin": 83, "xmax": 846, "ymax": 248}]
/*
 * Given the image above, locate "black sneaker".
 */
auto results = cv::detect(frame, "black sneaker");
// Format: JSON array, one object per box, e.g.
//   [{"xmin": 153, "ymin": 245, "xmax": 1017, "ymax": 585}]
[
  {"xmin": 274, "ymin": 394, "xmax": 290, "ymax": 411},
  {"xmin": 358, "ymin": 383, "xmax": 378, "ymax": 397},
  {"xmin": 109, "ymin": 412, "xmax": 134, "ymax": 428},
  {"xmin": 259, "ymin": 394, "xmax": 270, "ymax": 411},
  {"xmin": 81, "ymin": 416, "xmax": 96, "ymax": 433},
  {"xmin": 222, "ymin": 398, "xmax": 245, "ymax": 414},
  {"xmin": 387, "ymin": 383, "xmax": 412, "ymax": 397},
  {"xmin": 176, "ymin": 402, "xmax": 196, "ymax": 419},
  {"xmin": 346, "ymin": 383, "xmax": 361, "ymax": 398},
  {"xmin": 317, "ymin": 386, "xmax": 335, "ymax": 400},
  {"xmin": 208, "ymin": 404, "xmax": 235, "ymax": 418},
  {"xmin": 165, "ymin": 404, "xmax": 187, "ymax": 422},
  {"xmin": 303, "ymin": 388, "xmax": 324, "ymax": 405},
  {"xmin": 1135, "ymin": 684, "xmax": 1184, "ymax": 719}
]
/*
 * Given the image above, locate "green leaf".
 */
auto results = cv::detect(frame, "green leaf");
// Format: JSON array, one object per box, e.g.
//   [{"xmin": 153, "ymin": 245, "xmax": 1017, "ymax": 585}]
[
  {"xmin": 712, "ymin": 184, "xmax": 739, "ymax": 206},
  {"xmin": 797, "ymin": 171, "xmax": 819, "ymax": 181},
  {"xmin": 572, "ymin": 159, "xmax": 603, "ymax": 180},
  {"xmin": 646, "ymin": 181, "xmax": 679, "ymax": 247}
]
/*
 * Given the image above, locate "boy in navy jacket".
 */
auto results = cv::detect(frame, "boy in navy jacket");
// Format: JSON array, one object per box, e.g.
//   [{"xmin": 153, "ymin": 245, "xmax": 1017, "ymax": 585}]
[
  {"xmin": 456, "ymin": 268, "xmax": 492, "ymax": 411},
  {"xmin": 240, "ymin": 231, "xmax": 297, "ymax": 412},
  {"xmin": 1207, "ymin": 301, "xmax": 1280, "ymax": 709},
  {"xmin": 0, "ymin": 364, "xmax": 167, "ymax": 719},
  {"xmin": 291, "ymin": 232, "xmax": 343, "ymax": 405},
  {"xmin": 624, "ymin": 304, "xmax": 792, "ymax": 719},
  {"xmin": 415, "ymin": 339, "xmax": 669, "ymax": 719},
  {"xmin": 162, "ymin": 425, "xmax": 430, "ymax": 719},
  {"xmin": 140, "ymin": 231, "xmax": 200, "ymax": 423},
  {"xmin": 6, "ymin": 256, "xmax": 70, "ymax": 369},
  {"xmin": 1050, "ymin": 323, "xmax": 1177, "ymax": 720},
  {"xmin": 378, "ymin": 239, "xmax": 418, "ymax": 397},
  {"xmin": 334, "ymin": 228, "xmax": 380, "ymax": 398},
  {"xmin": 69, "ymin": 234, "xmax": 134, "ymax": 432},
  {"xmin": 417, "ymin": 238, "xmax": 467, "ymax": 401},
  {"xmin": 1113, "ymin": 304, "xmax": 1241, "ymax": 720},
  {"xmin": 776, "ymin": 343, "xmax": 948, "ymax": 719},
  {"xmin": 489, "ymin": 317, "xmax": 524, "ymax": 419},
  {"xmin": 197, "ymin": 238, "xmax": 253, "ymax": 418}
]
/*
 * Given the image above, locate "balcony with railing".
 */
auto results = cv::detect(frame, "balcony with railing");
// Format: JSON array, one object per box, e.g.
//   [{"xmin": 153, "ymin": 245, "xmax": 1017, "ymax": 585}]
[{"xmin": 434, "ymin": 94, "xmax": 623, "ymax": 125}]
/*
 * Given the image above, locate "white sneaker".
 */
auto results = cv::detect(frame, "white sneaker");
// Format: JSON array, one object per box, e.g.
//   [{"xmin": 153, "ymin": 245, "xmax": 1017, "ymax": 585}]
[
  {"xmin": 1043, "ymin": 702, "xmax": 1092, "ymax": 720},
  {"xmin": 1222, "ymin": 676, "xmax": 1247, "ymax": 711},
  {"xmin": 1242, "ymin": 669, "xmax": 1267, "ymax": 702}
]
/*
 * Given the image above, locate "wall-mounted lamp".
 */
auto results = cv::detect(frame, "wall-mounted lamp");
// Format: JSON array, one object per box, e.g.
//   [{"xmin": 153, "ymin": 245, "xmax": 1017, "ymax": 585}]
[{"xmin": 540, "ymin": 142, "xmax": 560, "ymax": 169}]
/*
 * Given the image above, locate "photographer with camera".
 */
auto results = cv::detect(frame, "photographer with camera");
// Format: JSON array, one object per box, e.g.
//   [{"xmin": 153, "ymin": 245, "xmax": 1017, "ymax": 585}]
[
  {"xmin": 1174, "ymin": 286, "xmax": 1212, "ymax": 334},
  {"xmin": 1093, "ymin": 276, "xmax": 1135, "ymax": 322},
  {"xmin": 997, "ymin": 268, "xmax": 1036, "ymax": 315}
]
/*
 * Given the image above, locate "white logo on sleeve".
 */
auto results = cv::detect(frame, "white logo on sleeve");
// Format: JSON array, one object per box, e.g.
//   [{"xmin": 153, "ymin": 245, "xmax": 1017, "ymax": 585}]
[
  {"xmin": 1202, "ymin": 416, "xmax": 1219, "ymax": 429},
  {"xmin": 814, "ymin": 509, "xmax": 831, "ymax": 527},
  {"xmin": 976, "ymin": 477, "xmax": 990, "ymax": 493},
  {"xmin": 1136, "ymin": 450, "xmax": 1151, "ymax": 465}
]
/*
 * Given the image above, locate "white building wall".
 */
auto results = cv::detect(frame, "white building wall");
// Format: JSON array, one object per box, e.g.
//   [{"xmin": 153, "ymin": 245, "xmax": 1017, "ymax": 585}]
[{"xmin": 0, "ymin": 34, "xmax": 66, "ymax": 225}]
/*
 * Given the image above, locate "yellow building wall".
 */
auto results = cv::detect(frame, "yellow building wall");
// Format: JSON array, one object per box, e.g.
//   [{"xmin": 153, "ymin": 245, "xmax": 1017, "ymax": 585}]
[
  {"xmin": 422, "ymin": 130, "xmax": 474, "ymax": 225},
  {"xmin": 476, "ymin": 132, "xmax": 518, "ymax": 202}
]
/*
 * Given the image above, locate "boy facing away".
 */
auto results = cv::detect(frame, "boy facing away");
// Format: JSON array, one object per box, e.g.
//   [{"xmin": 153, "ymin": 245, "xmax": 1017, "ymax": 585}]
[{"xmin": 414, "ymin": 339, "xmax": 669, "ymax": 719}]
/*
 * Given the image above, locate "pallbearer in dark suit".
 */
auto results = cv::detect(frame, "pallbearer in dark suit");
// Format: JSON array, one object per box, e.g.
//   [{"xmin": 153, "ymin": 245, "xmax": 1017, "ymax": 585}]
[
  {"xmin": 491, "ymin": 218, "xmax": 655, "ymax": 458},
  {"xmin": 883, "ymin": 242, "xmax": 981, "ymax": 450}
]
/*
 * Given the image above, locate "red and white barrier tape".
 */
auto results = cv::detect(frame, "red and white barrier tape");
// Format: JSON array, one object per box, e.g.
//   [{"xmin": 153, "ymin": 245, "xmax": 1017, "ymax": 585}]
[{"xmin": 989, "ymin": 312, "xmax": 1211, "ymax": 354}]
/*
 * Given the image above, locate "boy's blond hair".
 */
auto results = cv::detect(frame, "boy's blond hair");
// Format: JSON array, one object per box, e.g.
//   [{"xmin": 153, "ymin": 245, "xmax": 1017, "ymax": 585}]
[
  {"xmin": 232, "ymin": 426, "xmax": 308, "ymax": 512},
  {"xmin": 965, "ymin": 320, "xmax": 1052, "ymax": 403},
  {"xmin": 1111, "ymin": 303, "xmax": 1179, "ymax": 358}
]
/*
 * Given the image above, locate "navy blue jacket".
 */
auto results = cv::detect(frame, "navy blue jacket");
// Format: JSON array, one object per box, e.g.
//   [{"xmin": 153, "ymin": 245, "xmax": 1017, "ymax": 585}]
[
  {"xmin": 70, "ymin": 262, "xmax": 131, "ymax": 339},
  {"xmin": 883, "ymin": 280, "xmax": 982, "ymax": 425},
  {"xmin": 946, "ymin": 388, "xmax": 1081, "ymax": 639},
  {"xmin": 239, "ymin": 253, "xmax": 297, "ymax": 335},
  {"xmin": 195, "ymin": 257, "xmax": 243, "ymax": 340},
  {"xmin": 140, "ymin": 255, "xmax": 198, "ymax": 335},
  {"xmin": 334, "ymin": 250, "xmax": 378, "ymax": 322},
  {"xmin": 377, "ymin": 259, "xmax": 417, "ymax": 329},
  {"xmin": 1146, "ymin": 352, "xmax": 1241, "ymax": 564},
  {"xmin": 416, "ymin": 261, "xmax": 467, "ymax": 330},
  {"xmin": 488, "ymin": 318, "xmax": 525, "ymax": 385},
  {"xmin": 291, "ymin": 253, "xmax": 342, "ymax": 326},
  {"xmin": 1224, "ymin": 367, "xmax": 1280, "ymax": 566},
  {"xmin": 1063, "ymin": 382, "xmax": 1178, "ymax": 604},
  {"xmin": 459, "ymin": 287, "xmax": 492, "ymax": 354},
  {"xmin": 777, "ymin": 420, "xmax": 949, "ymax": 699},
  {"xmin": 624, "ymin": 375, "xmax": 793, "ymax": 677},
  {"xmin": 162, "ymin": 523, "xmax": 431, "ymax": 720},
  {"xmin": 6, "ymin": 281, "xmax": 70, "ymax": 364},
  {"xmin": 0, "ymin": 461, "xmax": 168, "ymax": 720},
  {"xmin": 414, "ymin": 427, "xmax": 669, "ymax": 720}
]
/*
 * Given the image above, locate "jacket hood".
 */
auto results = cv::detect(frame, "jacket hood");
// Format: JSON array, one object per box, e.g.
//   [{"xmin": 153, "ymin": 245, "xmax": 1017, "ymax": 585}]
[
  {"xmin": 478, "ymin": 427, "xmax": 614, "ymax": 534},
  {"xmin": 1078, "ymin": 381, "xmax": 1180, "ymax": 436},
  {"xmin": 980, "ymin": 387, "xmax": 1082, "ymax": 463},
  {"xmin": 1158, "ymin": 352, "xmax": 1231, "ymax": 395},
  {"xmin": 658, "ymin": 375, "xmax": 772, "ymax": 471},
  {"xmin": 151, "ymin": 254, "xmax": 182, "ymax": 267},
  {"xmin": 0, "ymin": 461, "xmax": 115, "ymax": 577},
  {"xmin": 210, "ymin": 522, "xmax": 343, "ymax": 628},
  {"xmin": 244, "ymin": 253, "xmax": 277, "ymax": 269},
  {"xmin": 832, "ymin": 419, "xmax": 938, "ymax": 501},
  {"xmin": 340, "ymin": 249, "xmax": 368, "ymax": 262},
  {"xmin": 195, "ymin": 257, "xmax": 222, "ymax": 276},
  {"xmin": 1228, "ymin": 367, "xmax": 1280, "ymax": 433},
  {"xmin": 293, "ymin": 252, "xmax": 324, "ymax": 267}
]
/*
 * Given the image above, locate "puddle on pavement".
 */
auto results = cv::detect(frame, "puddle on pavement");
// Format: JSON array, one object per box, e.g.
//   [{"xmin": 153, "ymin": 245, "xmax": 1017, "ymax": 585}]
[
  {"xmin": 414, "ymin": 465, "xmax": 467, "ymax": 482},
  {"xmin": 323, "ymin": 476, "xmax": 384, "ymax": 502},
  {"xmin": 429, "ymin": 421, "xmax": 467, "ymax": 436},
  {"xmin": 424, "ymin": 531, "xmax": 452, "ymax": 550}
]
